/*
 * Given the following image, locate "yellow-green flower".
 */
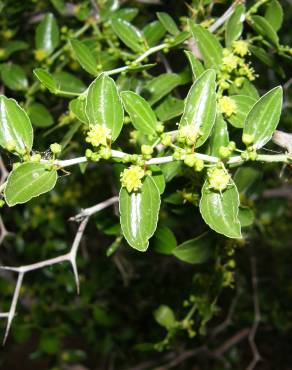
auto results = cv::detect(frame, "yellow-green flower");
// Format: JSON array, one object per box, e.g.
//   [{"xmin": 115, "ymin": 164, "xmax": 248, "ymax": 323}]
[
  {"xmin": 232, "ymin": 40, "xmax": 249, "ymax": 57},
  {"xmin": 120, "ymin": 165, "xmax": 145, "ymax": 193},
  {"xmin": 34, "ymin": 49, "xmax": 48, "ymax": 62},
  {"xmin": 222, "ymin": 49, "xmax": 239, "ymax": 72},
  {"xmin": 208, "ymin": 167, "xmax": 231, "ymax": 192},
  {"xmin": 218, "ymin": 96, "xmax": 237, "ymax": 117},
  {"xmin": 178, "ymin": 125, "xmax": 199, "ymax": 145},
  {"xmin": 86, "ymin": 124, "xmax": 111, "ymax": 147}
]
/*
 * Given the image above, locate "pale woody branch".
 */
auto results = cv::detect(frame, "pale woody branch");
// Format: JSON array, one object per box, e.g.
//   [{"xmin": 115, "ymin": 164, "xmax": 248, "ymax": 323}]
[{"xmin": 0, "ymin": 196, "xmax": 118, "ymax": 344}]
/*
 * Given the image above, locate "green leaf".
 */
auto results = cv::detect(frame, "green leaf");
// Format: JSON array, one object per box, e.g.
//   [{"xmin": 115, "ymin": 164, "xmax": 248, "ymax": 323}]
[
  {"xmin": 119, "ymin": 175, "xmax": 160, "ymax": 251},
  {"xmin": 85, "ymin": 74, "xmax": 123, "ymax": 141},
  {"xmin": 4, "ymin": 163, "xmax": 57, "ymax": 206},
  {"xmin": 171, "ymin": 31, "xmax": 190, "ymax": 47},
  {"xmin": 225, "ymin": 4, "xmax": 245, "ymax": 47},
  {"xmin": 234, "ymin": 167, "xmax": 262, "ymax": 195},
  {"xmin": 0, "ymin": 63, "xmax": 28, "ymax": 91},
  {"xmin": 69, "ymin": 97, "xmax": 89, "ymax": 124},
  {"xmin": 207, "ymin": 114, "xmax": 229, "ymax": 156},
  {"xmin": 155, "ymin": 95, "xmax": 184, "ymax": 122},
  {"xmin": 154, "ymin": 305, "xmax": 176, "ymax": 329},
  {"xmin": 143, "ymin": 20, "xmax": 166, "ymax": 47},
  {"xmin": 229, "ymin": 78, "xmax": 259, "ymax": 100},
  {"xmin": 228, "ymin": 95, "xmax": 257, "ymax": 128},
  {"xmin": 0, "ymin": 95, "xmax": 33, "ymax": 152},
  {"xmin": 121, "ymin": 91, "xmax": 157, "ymax": 135},
  {"xmin": 156, "ymin": 12, "xmax": 179, "ymax": 36},
  {"xmin": 200, "ymin": 180, "xmax": 241, "ymax": 238},
  {"xmin": 189, "ymin": 22, "xmax": 223, "ymax": 69},
  {"xmin": 111, "ymin": 18, "xmax": 145, "ymax": 53},
  {"xmin": 264, "ymin": 0, "xmax": 283, "ymax": 31},
  {"xmin": 184, "ymin": 50, "xmax": 205, "ymax": 80},
  {"xmin": 53, "ymin": 71, "xmax": 86, "ymax": 94},
  {"xmin": 35, "ymin": 13, "xmax": 59, "ymax": 54},
  {"xmin": 112, "ymin": 8, "xmax": 139, "ymax": 22},
  {"xmin": 149, "ymin": 165, "xmax": 165, "ymax": 194},
  {"xmin": 243, "ymin": 86, "xmax": 283, "ymax": 149},
  {"xmin": 250, "ymin": 15, "xmax": 279, "ymax": 47},
  {"xmin": 238, "ymin": 206, "xmax": 254, "ymax": 227},
  {"xmin": 1, "ymin": 41, "xmax": 28, "ymax": 59},
  {"xmin": 143, "ymin": 73, "xmax": 181, "ymax": 105},
  {"xmin": 28, "ymin": 103, "xmax": 54, "ymax": 128},
  {"xmin": 70, "ymin": 39, "xmax": 97, "ymax": 76},
  {"xmin": 249, "ymin": 45, "xmax": 274, "ymax": 67},
  {"xmin": 179, "ymin": 69, "xmax": 216, "ymax": 147},
  {"xmin": 173, "ymin": 233, "xmax": 213, "ymax": 264},
  {"xmin": 33, "ymin": 68, "xmax": 57, "ymax": 93},
  {"xmin": 153, "ymin": 226, "xmax": 177, "ymax": 255}
]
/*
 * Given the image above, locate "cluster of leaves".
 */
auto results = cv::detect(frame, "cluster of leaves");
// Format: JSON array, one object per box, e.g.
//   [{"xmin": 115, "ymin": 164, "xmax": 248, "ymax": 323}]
[{"xmin": 0, "ymin": 0, "xmax": 292, "ymax": 368}]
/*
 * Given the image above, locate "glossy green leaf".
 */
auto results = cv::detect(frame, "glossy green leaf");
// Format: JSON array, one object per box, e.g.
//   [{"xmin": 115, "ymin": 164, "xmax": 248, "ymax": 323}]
[
  {"xmin": 35, "ymin": 13, "xmax": 59, "ymax": 54},
  {"xmin": 28, "ymin": 103, "xmax": 54, "ymax": 128},
  {"xmin": 119, "ymin": 175, "xmax": 160, "ymax": 251},
  {"xmin": 4, "ymin": 163, "xmax": 57, "ymax": 206},
  {"xmin": 208, "ymin": 114, "xmax": 229, "ymax": 156},
  {"xmin": 34, "ymin": 68, "xmax": 57, "ymax": 93},
  {"xmin": 156, "ymin": 12, "xmax": 179, "ymax": 36},
  {"xmin": 250, "ymin": 15, "xmax": 279, "ymax": 47},
  {"xmin": 153, "ymin": 226, "xmax": 177, "ymax": 255},
  {"xmin": 228, "ymin": 95, "xmax": 257, "ymax": 128},
  {"xmin": 243, "ymin": 86, "xmax": 283, "ymax": 149},
  {"xmin": 149, "ymin": 165, "xmax": 165, "ymax": 194},
  {"xmin": 200, "ymin": 180, "xmax": 241, "ymax": 238},
  {"xmin": 264, "ymin": 0, "xmax": 283, "ymax": 31},
  {"xmin": 173, "ymin": 233, "xmax": 213, "ymax": 264},
  {"xmin": 189, "ymin": 22, "xmax": 223, "ymax": 69},
  {"xmin": 229, "ymin": 78, "xmax": 259, "ymax": 100},
  {"xmin": 70, "ymin": 39, "xmax": 97, "ymax": 76},
  {"xmin": 238, "ymin": 206, "xmax": 254, "ymax": 227},
  {"xmin": 53, "ymin": 71, "xmax": 86, "ymax": 94},
  {"xmin": 154, "ymin": 305, "xmax": 176, "ymax": 329},
  {"xmin": 143, "ymin": 20, "xmax": 166, "ymax": 47},
  {"xmin": 179, "ymin": 69, "xmax": 216, "ymax": 147},
  {"xmin": 249, "ymin": 45, "xmax": 274, "ymax": 68},
  {"xmin": 111, "ymin": 18, "xmax": 145, "ymax": 53},
  {"xmin": 86, "ymin": 74, "xmax": 124, "ymax": 141},
  {"xmin": 0, "ymin": 63, "xmax": 28, "ymax": 91},
  {"xmin": 234, "ymin": 167, "xmax": 262, "ymax": 195},
  {"xmin": 143, "ymin": 73, "xmax": 181, "ymax": 105},
  {"xmin": 225, "ymin": 4, "xmax": 245, "ymax": 47},
  {"xmin": 0, "ymin": 95, "xmax": 33, "ymax": 152},
  {"xmin": 155, "ymin": 95, "xmax": 184, "ymax": 122},
  {"xmin": 121, "ymin": 91, "xmax": 157, "ymax": 135},
  {"xmin": 184, "ymin": 50, "xmax": 204, "ymax": 80},
  {"xmin": 69, "ymin": 97, "xmax": 89, "ymax": 124},
  {"xmin": 161, "ymin": 161, "xmax": 182, "ymax": 182},
  {"xmin": 171, "ymin": 31, "xmax": 190, "ymax": 46},
  {"xmin": 112, "ymin": 8, "xmax": 139, "ymax": 22}
]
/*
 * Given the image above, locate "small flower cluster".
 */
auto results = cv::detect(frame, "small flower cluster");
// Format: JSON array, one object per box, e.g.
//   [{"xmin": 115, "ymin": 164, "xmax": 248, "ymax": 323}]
[
  {"xmin": 218, "ymin": 96, "xmax": 237, "ymax": 117},
  {"xmin": 177, "ymin": 125, "xmax": 201, "ymax": 146},
  {"xmin": 218, "ymin": 141, "xmax": 236, "ymax": 159},
  {"xmin": 208, "ymin": 167, "xmax": 231, "ymax": 192},
  {"xmin": 183, "ymin": 154, "xmax": 204, "ymax": 171},
  {"xmin": 86, "ymin": 124, "xmax": 112, "ymax": 148},
  {"xmin": 120, "ymin": 165, "xmax": 145, "ymax": 193},
  {"xmin": 218, "ymin": 41, "xmax": 255, "ymax": 92}
]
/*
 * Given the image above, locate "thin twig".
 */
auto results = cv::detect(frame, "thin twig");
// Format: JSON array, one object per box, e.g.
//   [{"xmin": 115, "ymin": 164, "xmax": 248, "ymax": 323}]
[
  {"xmin": 208, "ymin": 2, "xmax": 237, "ymax": 33},
  {"xmin": 0, "ymin": 195, "xmax": 117, "ymax": 344},
  {"xmin": 246, "ymin": 255, "xmax": 261, "ymax": 370}
]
